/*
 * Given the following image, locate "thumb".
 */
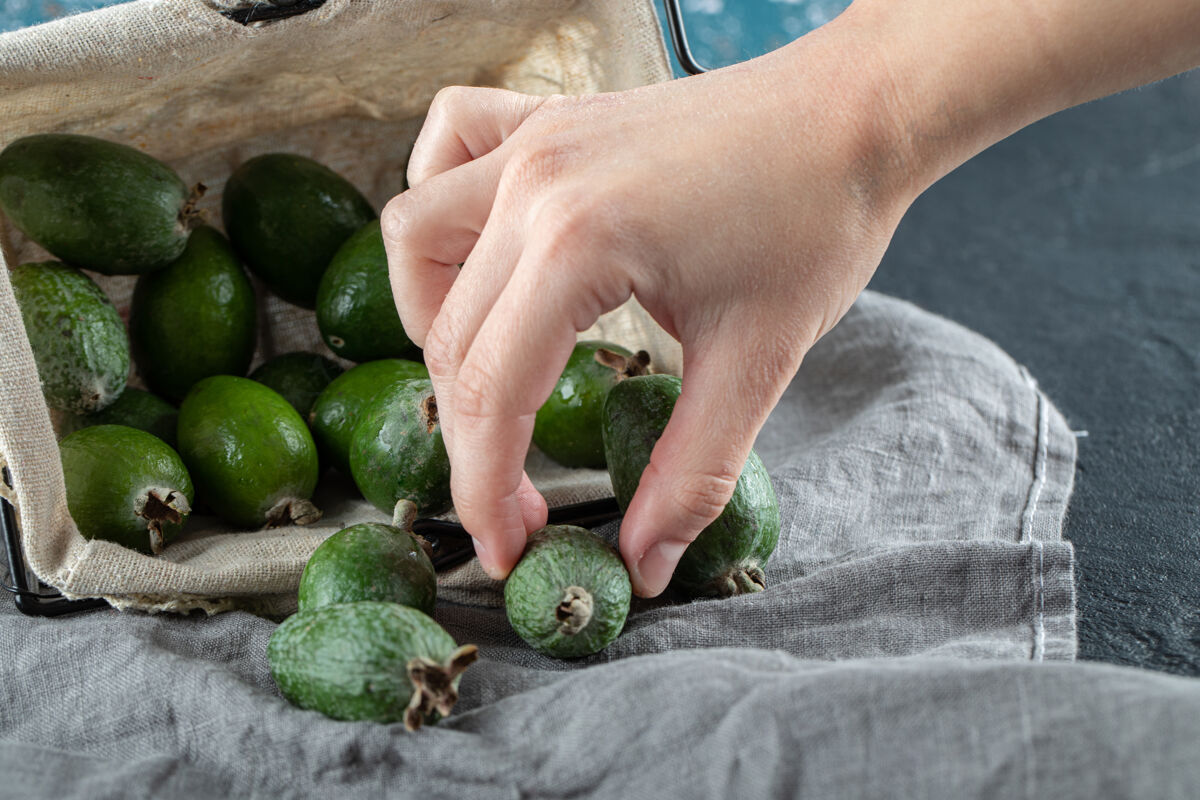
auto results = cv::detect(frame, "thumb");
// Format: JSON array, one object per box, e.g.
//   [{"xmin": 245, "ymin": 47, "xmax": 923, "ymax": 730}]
[{"xmin": 617, "ymin": 331, "xmax": 801, "ymax": 598}]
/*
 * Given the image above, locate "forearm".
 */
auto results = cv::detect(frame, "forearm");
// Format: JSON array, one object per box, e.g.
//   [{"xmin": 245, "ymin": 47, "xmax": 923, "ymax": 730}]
[{"xmin": 790, "ymin": 0, "xmax": 1200, "ymax": 205}]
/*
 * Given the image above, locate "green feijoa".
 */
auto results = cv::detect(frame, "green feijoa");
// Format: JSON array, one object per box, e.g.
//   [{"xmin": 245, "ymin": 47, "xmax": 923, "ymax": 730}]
[
  {"xmin": 222, "ymin": 153, "xmax": 375, "ymax": 308},
  {"xmin": 11, "ymin": 261, "xmax": 129, "ymax": 414},
  {"xmin": 504, "ymin": 525, "xmax": 632, "ymax": 659},
  {"xmin": 129, "ymin": 226, "xmax": 257, "ymax": 403},
  {"xmin": 267, "ymin": 602, "xmax": 478, "ymax": 729},
  {"xmin": 298, "ymin": 507, "xmax": 435, "ymax": 614},
  {"xmin": 532, "ymin": 341, "xmax": 650, "ymax": 469},
  {"xmin": 59, "ymin": 424, "xmax": 193, "ymax": 555},
  {"xmin": 75, "ymin": 388, "xmax": 179, "ymax": 448},
  {"xmin": 0, "ymin": 133, "xmax": 196, "ymax": 274},
  {"xmin": 249, "ymin": 352, "xmax": 343, "ymax": 419},
  {"xmin": 309, "ymin": 359, "xmax": 429, "ymax": 475},
  {"xmin": 177, "ymin": 376, "xmax": 320, "ymax": 529},
  {"xmin": 349, "ymin": 378, "xmax": 450, "ymax": 517},
  {"xmin": 602, "ymin": 374, "xmax": 781, "ymax": 598},
  {"xmin": 316, "ymin": 219, "xmax": 420, "ymax": 362}
]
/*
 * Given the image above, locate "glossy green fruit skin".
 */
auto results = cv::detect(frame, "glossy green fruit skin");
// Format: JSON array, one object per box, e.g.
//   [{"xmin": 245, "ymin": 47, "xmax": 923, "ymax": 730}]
[
  {"xmin": 59, "ymin": 424, "xmax": 193, "ymax": 554},
  {"xmin": 309, "ymin": 359, "xmax": 429, "ymax": 475},
  {"xmin": 602, "ymin": 374, "xmax": 781, "ymax": 597},
  {"xmin": 75, "ymin": 388, "xmax": 179, "ymax": 448},
  {"xmin": 129, "ymin": 226, "xmax": 258, "ymax": 403},
  {"xmin": 532, "ymin": 340, "xmax": 635, "ymax": 469},
  {"xmin": 504, "ymin": 525, "xmax": 631, "ymax": 658},
  {"xmin": 177, "ymin": 376, "xmax": 319, "ymax": 528},
  {"xmin": 298, "ymin": 522, "xmax": 436, "ymax": 615},
  {"xmin": 316, "ymin": 219, "xmax": 419, "ymax": 362},
  {"xmin": 249, "ymin": 352, "xmax": 343, "ymax": 419},
  {"xmin": 0, "ymin": 134, "xmax": 189, "ymax": 274},
  {"xmin": 11, "ymin": 261, "xmax": 129, "ymax": 414},
  {"xmin": 268, "ymin": 602, "xmax": 462, "ymax": 724},
  {"xmin": 349, "ymin": 378, "xmax": 450, "ymax": 516},
  {"xmin": 222, "ymin": 153, "xmax": 375, "ymax": 308}
]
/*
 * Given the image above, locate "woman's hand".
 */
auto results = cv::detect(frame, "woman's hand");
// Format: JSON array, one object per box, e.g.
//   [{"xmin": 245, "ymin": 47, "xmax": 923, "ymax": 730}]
[
  {"xmin": 381, "ymin": 13, "xmax": 917, "ymax": 596},
  {"xmin": 385, "ymin": 0, "xmax": 1200, "ymax": 596}
]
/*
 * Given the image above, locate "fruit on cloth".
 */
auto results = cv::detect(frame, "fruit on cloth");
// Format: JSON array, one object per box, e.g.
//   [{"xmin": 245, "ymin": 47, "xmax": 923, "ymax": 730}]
[
  {"xmin": 316, "ymin": 219, "xmax": 419, "ymax": 362},
  {"xmin": 11, "ymin": 261, "xmax": 129, "ymax": 414},
  {"xmin": 177, "ymin": 375, "xmax": 320, "ymax": 528},
  {"xmin": 72, "ymin": 388, "xmax": 179, "ymax": 448},
  {"xmin": 129, "ymin": 226, "xmax": 257, "ymax": 403},
  {"xmin": 531, "ymin": 341, "xmax": 650, "ymax": 469},
  {"xmin": 349, "ymin": 378, "xmax": 451, "ymax": 516},
  {"xmin": 0, "ymin": 133, "xmax": 197, "ymax": 274},
  {"xmin": 309, "ymin": 359, "xmax": 429, "ymax": 476},
  {"xmin": 602, "ymin": 374, "xmax": 781, "ymax": 598},
  {"xmin": 298, "ymin": 506, "xmax": 436, "ymax": 615},
  {"xmin": 222, "ymin": 153, "xmax": 375, "ymax": 308},
  {"xmin": 267, "ymin": 601, "xmax": 478, "ymax": 729},
  {"xmin": 249, "ymin": 351, "xmax": 344, "ymax": 419},
  {"xmin": 59, "ymin": 424, "xmax": 193, "ymax": 555},
  {"xmin": 504, "ymin": 525, "xmax": 631, "ymax": 658}
]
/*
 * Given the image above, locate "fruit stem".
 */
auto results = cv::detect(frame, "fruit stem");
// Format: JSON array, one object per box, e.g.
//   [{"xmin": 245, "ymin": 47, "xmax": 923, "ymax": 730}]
[
  {"xmin": 135, "ymin": 487, "xmax": 191, "ymax": 555},
  {"xmin": 392, "ymin": 499, "xmax": 418, "ymax": 531},
  {"xmin": 404, "ymin": 644, "xmax": 479, "ymax": 731},
  {"xmin": 712, "ymin": 565, "xmax": 767, "ymax": 597},
  {"xmin": 555, "ymin": 586, "xmax": 594, "ymax": 635},
  {"xmin": 264, "ymin": 497, "xmax": 322, "ymax": 528},
  {"xmin": 595, "ymin": 348, "xmax": 652, "ymax": 380},
  {"xmin": 178, "ymin": 182, "xmax": 208, "ymax": 229}
]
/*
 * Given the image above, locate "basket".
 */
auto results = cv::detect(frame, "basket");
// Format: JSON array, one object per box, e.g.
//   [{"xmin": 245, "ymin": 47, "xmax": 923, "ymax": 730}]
[{"xmin": 0, "ymin": 0, "xmax": 682, "ymax": 616}]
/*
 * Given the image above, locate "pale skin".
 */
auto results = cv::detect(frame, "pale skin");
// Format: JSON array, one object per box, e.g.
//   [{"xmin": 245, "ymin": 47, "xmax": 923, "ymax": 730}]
[{"xmin": 383, "ymin": 0, "xmax": 1200, "ymax": 597}]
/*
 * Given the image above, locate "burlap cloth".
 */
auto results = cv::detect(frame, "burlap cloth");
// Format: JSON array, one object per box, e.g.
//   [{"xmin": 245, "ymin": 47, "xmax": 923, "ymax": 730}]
[{"xmin": 0, "ymin": 0, "xmax": 681, "ymax": 614}]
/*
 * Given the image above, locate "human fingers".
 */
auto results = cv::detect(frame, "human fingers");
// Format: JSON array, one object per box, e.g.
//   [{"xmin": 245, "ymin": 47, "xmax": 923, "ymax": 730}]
[
  {"xmin": 407, "ymin": 86, "xmax": 547, "ymax": 188},
  {"xmin": 380, "ymin": 151, "xmax": 504, "ymax": 347},
  {"xmin": 441, "ymin": 219, "xmax": 634, "ymax": 577},
  {"xmin": 617, "ymin": 322, "xmax": 802, "ymax": 598}
]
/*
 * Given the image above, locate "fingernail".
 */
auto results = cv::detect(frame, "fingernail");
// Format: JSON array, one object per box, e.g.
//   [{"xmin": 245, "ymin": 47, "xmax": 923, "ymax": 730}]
[
  {"xmin": 471, "ymin": 537, "xmax": 502, "ymax": 580},
  {"xmin": 631, "ymin": 539, "xmax": 691, "ymax": 598}
]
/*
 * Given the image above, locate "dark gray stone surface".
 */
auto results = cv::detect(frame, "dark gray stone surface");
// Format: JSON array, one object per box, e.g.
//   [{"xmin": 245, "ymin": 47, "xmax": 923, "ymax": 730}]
[{"xmin": 869, "ymin": 69, "xmax": 1200, "ymax": 676}]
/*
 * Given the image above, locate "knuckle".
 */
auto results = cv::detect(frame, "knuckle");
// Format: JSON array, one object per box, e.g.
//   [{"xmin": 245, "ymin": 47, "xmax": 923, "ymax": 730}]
[
  {"xmin": 644, "ymin": 457, "xmax": 740, "ymax": 530},
  {"xmin": 451, "ymin": 361, "xmax": 504, "ymax": 421},
  {"xmin": 422, "ymin": 320, "xmax": 464, "ymax": 379},
  {"xmin": 536, "ymin": 190, "xmax": 618, "ymax": 255},
  {"xmin": 505, "ymin": 141, "xmax": 573, "ymax": 189},
  {"xmin": 427, "ymin": 85, "xmax": 475, "ymax": 120},
  {"xmin": 380, "ymin": 192, "xmax": 417, "ymax": 245},
  {"xmin": 671, "ymin": 470, "xmax": 738, "ymax": 527}
]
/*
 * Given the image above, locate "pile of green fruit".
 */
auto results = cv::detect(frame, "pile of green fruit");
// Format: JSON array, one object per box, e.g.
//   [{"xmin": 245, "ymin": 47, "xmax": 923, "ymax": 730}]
[{"xmin": 1, "ymin": 132, "xmax": 782, "ymax": 728}]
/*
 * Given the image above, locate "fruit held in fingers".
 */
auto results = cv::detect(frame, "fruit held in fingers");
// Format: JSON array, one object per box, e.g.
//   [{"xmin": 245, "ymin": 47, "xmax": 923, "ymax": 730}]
[
  {"xmin": 603, "ymin": 374, "xmax": 781, "ymax": 598},
  {"xmin": 504, "ymin": 525, "xmax": 632, "ymax": 658}
]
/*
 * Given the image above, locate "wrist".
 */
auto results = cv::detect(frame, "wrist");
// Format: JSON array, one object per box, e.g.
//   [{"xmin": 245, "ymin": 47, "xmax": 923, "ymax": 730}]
[{"xmin": 821, "ymin": 0, "xmax": 1200, "ymax": 201}]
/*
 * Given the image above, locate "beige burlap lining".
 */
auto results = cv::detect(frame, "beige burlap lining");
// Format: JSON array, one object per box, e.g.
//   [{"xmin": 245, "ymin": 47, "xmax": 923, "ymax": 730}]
[{"xmin": 0, "ymin": 0, "xmax": 678, "ymax": 614}]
